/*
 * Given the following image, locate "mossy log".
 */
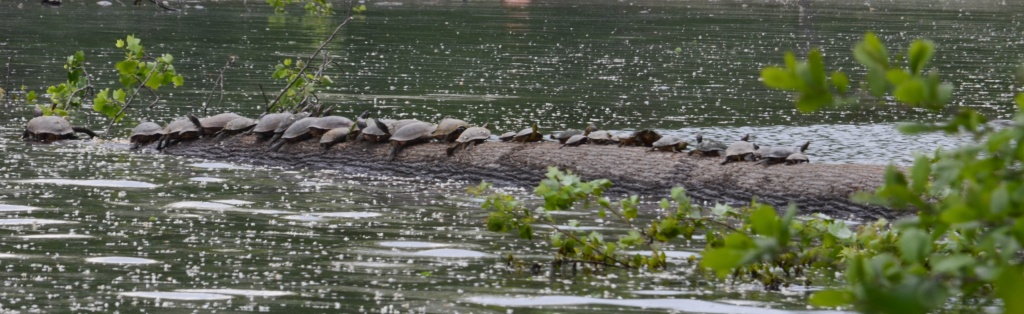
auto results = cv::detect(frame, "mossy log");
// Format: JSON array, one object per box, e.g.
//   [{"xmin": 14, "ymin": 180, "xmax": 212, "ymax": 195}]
[{"xmin": 161, "ymin": 134, "xmax": 897, "ymax": 220}]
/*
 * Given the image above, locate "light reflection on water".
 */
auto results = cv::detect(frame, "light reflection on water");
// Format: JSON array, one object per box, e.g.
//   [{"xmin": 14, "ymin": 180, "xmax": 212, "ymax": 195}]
[{"xmin": 0, "ymin": 0, "xmax": 1016, "ymax": 312}]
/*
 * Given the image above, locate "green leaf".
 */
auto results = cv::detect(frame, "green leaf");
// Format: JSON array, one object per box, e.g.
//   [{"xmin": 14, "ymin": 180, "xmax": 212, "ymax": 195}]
[
  {"xmin": 284, "ymin": 58, "xmax": 292, "ymax": 66},
  {"xmin": 1016, "ymin": 93, "xmax": 1024, "ymax": 110},
  {"xmin": 700, "ymin": 248, "xmax": 744, "ymax": 277},
  {"xmin": 898, "ymin": 228, "xmax": 931, "ymax": 264},
  {"xmin": 894, "ymin": 79, "xmax": 927, "ymax": 104},
  {"xmin": 990, "ymin": 183, "xmax": 1010, "ymax": 214},
  {"xmin": 749, "ymin": 205, "xmax": 778, "ymax": 237},
  {"xmin": 26, "ymin": 91, "xmax": 37, "ymax": 103},
  {"xmin": 761, "ymin": 67, "xmax": 799, "ymax": 90},
  {"xmin": 796, "ymin": 91, "xmax": 832, "ymax": 113},
  {"xmin": 115, "ymin": 39, "xmax": 125, "ymax": 48},
  {"xmin": 886, "ymin": 69, "xmax": 912, "ymax": 86},
  {"xmin": 866, "ymin": 66, "xmax": 888, "ymax": 97},
  {"xmin": 907, "ymin": 39, "xmax": 935, "ymax": 75},
  {"xmin": 831, "ymin": 71, "xmax": 849, "ymax": 94},
  {"xmin": 931, "ymin": 254, "xmax": 975, "ymax": 273},
  {"xmin": 806, "ymin": 49, "xmax": 827, "ymax": 88},
  {"xmin": 809, "ymin": 289, "xmax": 854, "ymax": 307},
  {"xmin": 113, "ymin": 89, "xmax": 127, "ymax": 102},
  {"xmin": 909, "ymin": 155, "xmax": 931, "ymax": 194},
  {"xmin": 116, "ymin": 60, "xmax": 139, "ymax": 75},
  {"xmin": 159, "ymin": 53, "xmax": 174, "ymax": 64},
  {"xmin": 172, "ymin": 75, "xmax": 184, "ymax": 87},
  {"xmin": 997, "ymin": 267, "xmax": 1024, "ymax": 314},
  {"xmin": 853, "ymin": 32, "xmax": 889, "ymax": 69}
]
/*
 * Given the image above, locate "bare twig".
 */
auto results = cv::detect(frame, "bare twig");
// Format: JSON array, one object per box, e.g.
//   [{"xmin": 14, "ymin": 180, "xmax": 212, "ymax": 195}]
[
  {"xmin": 267, "ymin": 16, "xmax": 353, "ymax": 113},
  {"xmin": 258, "ymin": 83, "xmax": 271, "ymax": 110},
  {"xmin": 4, "ymin": 52, "xmax": 14, "ymax": 99},
  {"xmin": 202, "ymin": 55, "xmax": 236, "ymax": 116}
]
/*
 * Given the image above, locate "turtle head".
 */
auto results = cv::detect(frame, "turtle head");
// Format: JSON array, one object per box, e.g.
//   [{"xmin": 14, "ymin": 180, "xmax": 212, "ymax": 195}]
[
  {"xmin": 356, "ymin": 110, "xmax": 370, "ymax": 130},
  {"xmin": 584, "ymin": 123, "xmax": 597, "ymax": 135},
  {"xmin": 32, "ymin": 106, "xmax": 44, "ymax": 117},
  {"xmin": 373, "ymin": 118, "xmax": 391, "ymax": 135},
  {"xmin": 741, "ymin": 134, "xmax": 750, "ymax": 141},
  {"xmin": 695, "ymin": 133, "xmax": 703, "ymax": 144},
  {"xmin": 800, "ymin": 141, "xmax": 810, "ymax": 152},
  {"xmin": 531, "ymin": 122, "xmax": 538, "ymax": 133},
  {"xmin": 187, "ymin": 113, "xmax": 203, "ymax": 129},
  {"xmin": 481, "ymin": 122, "xmax": 490, "ymax": 129}
]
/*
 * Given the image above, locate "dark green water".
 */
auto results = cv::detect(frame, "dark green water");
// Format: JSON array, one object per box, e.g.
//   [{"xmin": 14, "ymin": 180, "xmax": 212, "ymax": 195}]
[{"xmin": 0, "ymin": 0, "xmax": 1018, "ymax": 312}]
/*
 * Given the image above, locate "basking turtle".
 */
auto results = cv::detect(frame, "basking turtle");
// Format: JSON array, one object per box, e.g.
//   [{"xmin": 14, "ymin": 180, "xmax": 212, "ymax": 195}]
[
  {"xmin": 433, "ymin": 117, "xmax": 471, "ymax": 143},
  {"xmin": 361, "ymin": 118, "xmax": 394, "ymax": 142},
  {"xmin": 320, "ymin": 124, "xmax": 358, "ymax": 150},
  {"xmin": 387, "ymin": 121, "xmax": 437, "ymax": 161},
  {"xmin": 187, "ymin": 112, "xmax": 244, "ymax": 137},
  {"xmin": 498, "ymin": 131, "xmax": 517, "ymax": 142},
  {"xmin": 157, "ymin": 118, "xmax": 200, "ymax": 150},
  {"xmin": 651, "ymin": 135, "xmax": 688, "ymax": 152},
  {"xmin": 512, "ymin": 123, "xmax": 544, "ymax": 143},
  {"xmin": 269, "ymin": 117, "xmax": 321, "ymax": 152},
  {"xmin": 588, "ymin": 130, "xmax": 618, "ymax": 145},
  {"xmin": 560, "ymin": 134, "xmax": 589, "ymax": 148},
  {"xmin": 551, "ymin": 124, "xmax": 596, "ymax": 144},
  {"xmin": 688, "ymin": 133, "xmax": 728, "ymax": 157},
  {"xmin": 786, "ymin": 152, "xmax": 810, "ymax": 165},
  {"xmin": 129, "ymin": 121, "xmax": 164, "ymax": 149},
  {"xmin": 250, "ymin": 113, "xmax": 292, "ymax": 140},
  {"xmin": 309, "ymin": 115, "xmax": 355, "ymax": 137},
  {"xmin": 23, "ymin": 116, "xmax": 97, "ymax": 142},
  {"xmin": 268, "ymin": 112, "xmax": 312, "ymax": 144},
  {"xmin": 214, "ymin": 117, "xmax": 257, "ymax": 141},
  {"xmin": 757, "ymin": 141, "xmax": 810, "ymax": 166},
  {"xmin": 619, "ymin": 129, "xmax": 661, "ymax": 147},
  {"xmin": 721, "ymin": 134, "xmax": 759, "ymax": 165},
  {"xmin": 446, "ymin": 123, "xmax": 490, "ymax": 156}
]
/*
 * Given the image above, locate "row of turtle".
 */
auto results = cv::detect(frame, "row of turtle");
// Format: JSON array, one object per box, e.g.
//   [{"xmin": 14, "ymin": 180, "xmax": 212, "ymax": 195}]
[{"xmin": 22, "ymin": 111, "xmax": 810, "ymax": 165}]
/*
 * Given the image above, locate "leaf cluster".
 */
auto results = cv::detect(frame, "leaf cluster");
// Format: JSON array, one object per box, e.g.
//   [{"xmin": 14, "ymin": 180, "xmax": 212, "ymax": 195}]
[{"xmin": 94, "ymin": 35, "xmax": 184, "ymax": 122}]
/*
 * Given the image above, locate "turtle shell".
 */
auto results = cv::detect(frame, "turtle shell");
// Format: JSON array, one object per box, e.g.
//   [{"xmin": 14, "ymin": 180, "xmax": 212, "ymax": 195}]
[
  {"xmin": 320, "ymin": 127, "xmax": 352, "ymax": 148},
  {"xmin": 433, "ymin": 118, "xmax": 470, "ymax": 142},
  {"xmin": 390, "ymin": 122, "xmax": 437, "ymax": 142},
  {"xmin": 127, "ymin": 121, "xmax": 163, "ymax": 148},
  {"xmin": 26, "ymin": 116, "xmax": 74, "ymax": 137},
  {"xmin": 786, "ymin": 152, "xmax": 809, "ymax": 164},
  {"xmin": 164, "ymin": 118, "xmax": 199, "ymax": 135},
  {"xmin": 498, "ymin": 131, "xmax": 516, "ymax": 142},
  {"xmin": 222, "ymin": 117, "xmax": 257, "ymax": 132},
  {"xmin": 625, "ymin": 129, "xmax": 661, "ymax": 147},
  {"xmin": 651, "ymin": 135, "xmax": 687, "ymax": 152},
  {"xmin": 198, "ymin": 113, "xmax": 243, "ymax": 130},
  {"xmin": 455, "ymin": 126, "xmax": 491, "ymax": 143},
  {"xmin": 563, "ymin": 134, "xmax": 588, "ymax": 147},
  {"xmin": 274, "ymin": 112, "xmax": 312, "ymax": 134},
  {"xmin": 281, "ymin": 117, "xmax": 320, "ymax": 140},
  {"xmin": 252, "ymin": 113, "xmax": 292, "ymax": 133},
  {"xmin": 311, "ymin": 116, "xmax": 354, "ymax": 132},
  {"xmin": 551, "ymin": 129, "xmax": 582, "ymax": 143},
  {"xmin": 587, "ymin": 130, "xmax": 617, "ymax": 145},
  {"xmin": 512, "ymin": 125, "xmax": 543, "ymax": 142}
]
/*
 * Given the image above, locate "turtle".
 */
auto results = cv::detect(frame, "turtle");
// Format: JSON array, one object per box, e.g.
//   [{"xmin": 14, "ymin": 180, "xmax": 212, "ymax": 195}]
[
  {"xmin": 22, "ymin": 116, "xmax": 97, "ymax": 142},
  {"xmin": 250, "ymin": 113, "xmax": 293, "ymax": 140},
  {"xmin": 619, "ymin": 129, "xmax": 662, "ymax": 147},
  {"xmin": 187, "ymin": 112, "xmax": 244, "ymax": 137},
  {"xmin": 309, "ymin": 115, "xmax": 354, "ymax": 137},
  {"xmin": 587, "ymin": 130, "xmax": 618, "ymax": 145},
  {"xmin": 721, "ymin": 134, "xmax": 760, "ymax": 165},
  {"xmin": 213, "ymin": 117, "xmax": 257, "ymax": 141},
  {"xmin": 157, "ymin": 118, "xmax": 200, "ymax": 150},
  {"xmin": 446, "ymin": 123, "xmax": 490, "ymax": 156},
  {"xmin": 268, "ymin": 112, "xmax": 312, "ymax": 144},
  {"xmin": 320, "ymin": 124, "xmax": 358, "ymax": 150},
  {"xmin": 512, "ymin": 123, "xmax": 543, "ymax": 143},
  {"xmin": 551, "ymin": 124, "xmax": 596, "ymax": 144},
  {"xmin": 560, "ymin": 134, "xmax": 589, "ymax": 148},
  {"xmin": 269, "ymin": 117, "xmax": 321, "ymax": 152},
  {"xmin": 433, "ymin": 117, "xmax": 471, "ymax": 143},
  {"xmin": 757, "ymin": 141, "xmax": 810, "ymax": 166},
  {"xmin": 650, "ymin": 135, "xmax": 688, "ymax": 152},
  {"xmin": 361, "ymin": 118, "xmax": 395, "ymax": 143},
  {"xmin": 786, "ymin": 152, "xmax": 810, "ymax": 165},
  {"xmin": 498, "ymin": 131, "xmax": 517, "ymax": 142},
  {"xmin": 387, "ymin": 121, "xmax": 437, "ymax": 161},
  {"xmin": 688, "ymin": 133, "xmax": 728, "ymax": 157},
  {"xmin": 129, "ymin": 121, "xmax": 164, "ymax": 149}
]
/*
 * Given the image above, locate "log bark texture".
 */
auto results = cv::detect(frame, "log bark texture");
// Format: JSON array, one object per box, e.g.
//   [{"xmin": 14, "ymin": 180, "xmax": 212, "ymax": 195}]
[{"xmin": 161, "ymin": 135, "xmax": 897, "ymax": 220}]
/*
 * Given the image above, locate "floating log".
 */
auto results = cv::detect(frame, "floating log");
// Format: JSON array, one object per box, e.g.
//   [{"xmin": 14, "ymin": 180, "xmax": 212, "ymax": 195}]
[{"xmin": 160, "ymin": 134, "xmax": 897, "ymax": 220}]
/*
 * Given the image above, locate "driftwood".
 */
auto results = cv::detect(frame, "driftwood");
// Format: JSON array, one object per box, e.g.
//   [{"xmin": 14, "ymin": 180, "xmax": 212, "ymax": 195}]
[{"xmin": 160, "ymin": 135, "xmax": 897, "ymax": 220}]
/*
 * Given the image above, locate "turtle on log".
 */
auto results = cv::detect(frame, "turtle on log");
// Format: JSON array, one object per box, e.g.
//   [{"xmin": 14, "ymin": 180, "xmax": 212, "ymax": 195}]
[{"xmin": 387, "ymin": 121, "xmax": 437, "ymax": 161}]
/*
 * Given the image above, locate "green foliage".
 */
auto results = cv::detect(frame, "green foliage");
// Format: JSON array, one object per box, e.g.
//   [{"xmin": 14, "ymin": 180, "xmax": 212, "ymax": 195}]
[
  {"xmin": 756, "ymin": 31, "xmax": 1024, "ymax": 313},
  {"xmin": 268, "ymin": 57, "xmax": 333, "ymax": 113},
  {"xmin": 94, "ymin": 35, "xmax": 183, "ymax": 123},
  {"xmin": 39, "ymin": 50, "xmax": 89, "ymax": 117}
]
